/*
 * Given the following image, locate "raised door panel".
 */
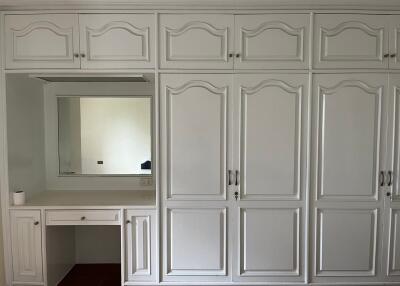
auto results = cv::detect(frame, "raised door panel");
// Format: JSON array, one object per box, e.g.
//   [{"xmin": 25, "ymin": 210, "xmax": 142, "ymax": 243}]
[
  {"xmin": 238, "ymin": 208, "xmax": 300, "ymax": 277},
  {"xmin": 5, "ymin": 14, "xmax": 80, "ymax": 69},
  {"xmin": 235, "ymin": 14, "xmax": 310, "ymax": 69},
  {"xmin": 236, "ymin": 74, "xmax": 308, "ymax": 201},
  {"xmin": 314, "ymin": 14, "xmax": 388, "ymax": 69},
  {"xmin": 315, "ymin": 208, "xmax": 378, "ymax": 277},
  {"xmin": 160, "ymin": 74, "xmax": 231, "ymax": 200},
  {"xmin": 164, "ymin": 207, "xmax": 226, "ymax": 277},
  {"xmin": 125, "ymin": 210, "xmax": 156, "ymax": 282},
  {"xmin": 387, "ymin": 208, "xmax": 400, "ymax": 276},
  {"xmin": 10, "ymin": 210, "xmax": 43, "ymax": 284},
  {"xmin": 160, "ymin": 14, "xmax": 234, "ymax": 69},
  {"xmin": 79, "ymin": 14, "xmax": 154, "ymax": 69},
  {"xmin": 313, "ymin": 74, "xmax": 385, "ymax": 201},
  {"xmin": 386, "ymin": 207, "xmax": 400, "ymax": 277}
]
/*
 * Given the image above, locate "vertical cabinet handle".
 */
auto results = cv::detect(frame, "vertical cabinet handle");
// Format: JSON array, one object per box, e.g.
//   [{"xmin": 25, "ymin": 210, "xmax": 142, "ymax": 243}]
[
  {"xmin": 379, "ymin": 171, "xmax": 385, "ymax": 187},
  {"xmin": 235, "ymin": 170, "xmax": 239, "ymax": 186},
  {"xmin": 388, "ymin": 170, "xmax": 393, "ymax": 187},
  {"xmin": 228, "ymin": 170, "xmax": 233, "ymax": 186}
]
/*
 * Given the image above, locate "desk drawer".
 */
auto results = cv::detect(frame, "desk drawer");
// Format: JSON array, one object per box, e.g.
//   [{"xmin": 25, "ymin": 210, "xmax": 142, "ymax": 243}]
[{"xmin": 46, "ymin": 210, "xmax": 120, "ymax": 225}]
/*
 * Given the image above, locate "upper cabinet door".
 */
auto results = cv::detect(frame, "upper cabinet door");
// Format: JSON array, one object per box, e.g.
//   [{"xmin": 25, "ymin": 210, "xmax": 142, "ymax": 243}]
[
  {"xmin": 235, "ymin": 74, "xmax": 309, "ymax": 201},
  {"xmin": 160, "ymin": 14, "xmax": 234, "ymax": 69},
  {"xmin": 160, "ymin": 74, "xmax": 232, "ymax": 200},
  {"xmin": 10, "ymin": 210, "xmax": 43, "ymax": 284},
  {"xmin": 79, "ymin": 14, "xmax": 155, "ymax": 69},
  {"xmin": 235, "ymin": 14, "xmax": 310, "ymax": 69},
  {"xmin": 314, "ymin": 14, "xmax": 389, "ymax": 69},
  {"xmin": 5, "ymin": 14, "xmax": 80, "ymax": 69},
  {"xmin": 389, "ymin": 16, "xmax": 400, "ymax": 69}
]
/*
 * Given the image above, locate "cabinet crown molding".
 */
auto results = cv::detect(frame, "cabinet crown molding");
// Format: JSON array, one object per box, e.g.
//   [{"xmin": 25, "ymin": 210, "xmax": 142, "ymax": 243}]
[{"xmin": 2, "ymin": 0, "xmax": 400, "ymax": 10}]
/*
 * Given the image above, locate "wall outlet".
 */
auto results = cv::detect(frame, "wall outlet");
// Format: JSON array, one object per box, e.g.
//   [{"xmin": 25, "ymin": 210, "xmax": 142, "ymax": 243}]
[{"xmin": 140, "ymin": 177, "xmax": 153, "ymax": 186}]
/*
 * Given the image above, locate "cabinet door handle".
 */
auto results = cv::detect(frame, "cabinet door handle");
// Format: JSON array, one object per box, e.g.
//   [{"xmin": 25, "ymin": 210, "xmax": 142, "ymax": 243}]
[
  {"xmin": 391, "ymin": 54, "xmax": 397, "ymax": 58},
  {"xmin": 74, "ymin": 53, "xmax": 79, "ymax": 58},
  {"xmin": 236, "ymin": 53, "xmax": 240, "ymax": 58},
  {"xmin": 384, "ymin": 53, "xmax": 390, "ymax": 58},
  {"xmin": 388, "ymin": 170, "xmax": 393, "ymax": 187},
  {"xmin": 126, "ymin": 220, "xmax": 131, "ymax": 224},
  {"xmin": 228, "ymin": 53, "xmax": 233, "ymax": 58},
  {"xmin": 379, "ymin": 171, "xmax": 385, "ymax": 187},
  {"xmin": 80, "ymin": 53, "xmax": 86, "ymax": 58},
  {"xmin": 33, "ymin": 221, "xmax": 39, "ymax": 226},
  {"xmin": 228, "ymin": 170, "xmax": 233, "ymax": 186},
  {"xmin": 235, "ymin": 170, "xmax": 239, "ymax": 186}
]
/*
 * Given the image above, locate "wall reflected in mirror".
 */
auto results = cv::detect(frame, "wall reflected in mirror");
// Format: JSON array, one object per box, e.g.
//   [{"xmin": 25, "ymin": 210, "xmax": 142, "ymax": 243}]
[{"xmin": 58, "ymin": 97, "xmax": 151, "ymax": 176}]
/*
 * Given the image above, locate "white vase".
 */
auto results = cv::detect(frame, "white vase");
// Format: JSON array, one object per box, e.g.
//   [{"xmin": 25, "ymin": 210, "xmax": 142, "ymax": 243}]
[{"xmin": 13, "ymin": 191, "xmax": 26, "ymax": 206}]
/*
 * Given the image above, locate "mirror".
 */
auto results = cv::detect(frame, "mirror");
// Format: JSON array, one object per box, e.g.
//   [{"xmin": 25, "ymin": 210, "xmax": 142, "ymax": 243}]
[{"xmin": 58, "ymin": 97, "xmax": 151, "ymax": 176}]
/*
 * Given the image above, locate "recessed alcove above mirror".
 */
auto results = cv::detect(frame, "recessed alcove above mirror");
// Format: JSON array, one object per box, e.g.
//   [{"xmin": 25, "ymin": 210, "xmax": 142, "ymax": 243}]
[{"xmin": 6, "ymin": 73, "xmax": 156, "ymax": 194}]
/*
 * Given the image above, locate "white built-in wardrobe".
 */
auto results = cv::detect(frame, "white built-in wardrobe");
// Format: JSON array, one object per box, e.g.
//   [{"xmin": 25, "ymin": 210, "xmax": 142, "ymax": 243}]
[{"xmin": 1, "ymin": 5, "xmax": 400, "ymax": 286}]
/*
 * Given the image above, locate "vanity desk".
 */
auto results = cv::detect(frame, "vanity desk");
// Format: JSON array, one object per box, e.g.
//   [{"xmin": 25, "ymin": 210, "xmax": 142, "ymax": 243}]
[{"xmin": 9, "ymin": 190, "xmax": 157, "ymax": 286}]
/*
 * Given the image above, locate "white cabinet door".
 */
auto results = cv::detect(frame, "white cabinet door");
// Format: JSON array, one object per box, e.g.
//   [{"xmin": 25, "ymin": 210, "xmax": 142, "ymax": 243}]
[
  {"xmin": 311, "ymin": 74, "xmax": 387, "ymax": 283},
  {"xmin": 163, "ymin": 205, "xmax": 228, "ymax": 282},
  {"xmin": 10, "ymin": 210, "xmax": 43, "ymax": 284},
  {"xmin": 232, "ymin": 74, "xmax": 309, "ymax": 283},
  {"xmin": 382, "ymin": 74, "xmax": 400, "ymax": 282},
  {"xmin": 5, "ymin": 14, "xmax": 80, "ymax": 69},
  {"xmin": 79, "ymin": 14, "xmax": 155, "ymax": 69},
  {"xmin": 235, "ymin": 14, "xmax": 310, "ymax": 69},
  {"xmin": 313, "ymin": 14, "xmax": 389, "ymax": 69},
  {"xmin": 125, "ymin": 209, "xmax": 156, "ymax": 282},
  {"xmin": 389, "ymin": 16, "xmax": 400, "ymax": 69},
  {"xmin": 159, "ymin": 14, "xmax": 234, "ymax": 69},
  {"xmin": 160, "ymin": 74, "xmax": 232, "ymax": 200}
]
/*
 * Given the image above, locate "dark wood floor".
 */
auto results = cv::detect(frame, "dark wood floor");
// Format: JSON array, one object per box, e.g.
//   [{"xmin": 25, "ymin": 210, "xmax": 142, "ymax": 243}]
[{"xmin": 58, "ymin": 264, "xmax": 121, "ymax": 286}]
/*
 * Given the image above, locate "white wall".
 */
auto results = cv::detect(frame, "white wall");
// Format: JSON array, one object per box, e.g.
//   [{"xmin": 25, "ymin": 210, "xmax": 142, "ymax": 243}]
[
  {"xmin": 6, "ymin": 74, "xmax": 46, "ymax": 200},
  {"xmin": 80, "ymin": 97, "xmax": 151, "ymax": 175}
]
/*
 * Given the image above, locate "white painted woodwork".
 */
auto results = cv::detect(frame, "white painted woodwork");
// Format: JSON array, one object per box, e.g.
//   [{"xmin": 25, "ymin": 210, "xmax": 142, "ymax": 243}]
[
  {"xmin": 159, "ymin": 14, "xmax": 234, "ymax": 69},
  {"xmin": 315, "ymin": 208, "xmax": 378, "ymax": 276},
  {"xmin": 386, "ymin": 208, "xmax": 400, "ymax": 277},
  {"xmin": 383, "ymin": 74, "xmax": 400, "ymax": 282},
  {"xmin": 312, "ymin": 74, "xmax": 387, "ymax": 283},
  {"xmin": 160, "ymin": 74, "xmax": 231, "ymax": 200},
  {"xmin": 390, "ymin": 16, "xmax": 400, "ymax": 69},
  {"xmin": 125, "ymin": 209, "xmax": 156, "ymax": 282},
  {"xmin": 234, "ymin": 74, "xmax": 309, "ymax": 200},
  {"xmin": 164, "ymin": 207, "xmax": 226, "ymax": 276},
  {"xmin": 235, "ymin": 14, "xmax": 310, "ymax": 69},
  {"xmin": 314, "ymin": 14, "xmax": 389, "ymax": 69},
  {"xmin": 313, "ymin": 74, "xmax": 386, "ymax": 201},
  {"xmin": 45, "ymin": 209, "xmax": 120, "ymax": 225},
  {"xmin": 10, "ymin": 210, "xmax": 43, "ymax": 284},
  {"xmin": 79, "ymin": 14, "xmax": 154, "ymax": 69},
  {"xmin": 232, "ymin": 74, "xmax": 308, "ymax": 283},
  {"xmin": 5, "ymin": 14, "xmax": 80, "ymax": 69},
  {"xmin": 238, "ymin": 208, "xmax": 300, "ymax": 276}
]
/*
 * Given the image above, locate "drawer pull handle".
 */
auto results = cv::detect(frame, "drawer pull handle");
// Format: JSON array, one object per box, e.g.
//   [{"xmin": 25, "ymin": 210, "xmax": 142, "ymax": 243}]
[{"xmin": 81, "ymin": 216, "xmax": 86, "ymax": 221}]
